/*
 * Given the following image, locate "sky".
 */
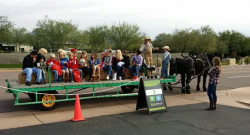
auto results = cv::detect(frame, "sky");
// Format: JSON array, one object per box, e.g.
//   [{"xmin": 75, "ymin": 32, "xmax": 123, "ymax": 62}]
[{"xmin": 0, "ymin": 0, "xmax": 249, "ymax": 39}]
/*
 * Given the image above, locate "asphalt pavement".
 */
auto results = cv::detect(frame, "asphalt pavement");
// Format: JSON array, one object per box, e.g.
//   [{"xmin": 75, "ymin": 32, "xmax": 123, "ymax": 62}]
[{"xmin": 0, "ymin": 103, "xmax": 250, "ymax": 135}]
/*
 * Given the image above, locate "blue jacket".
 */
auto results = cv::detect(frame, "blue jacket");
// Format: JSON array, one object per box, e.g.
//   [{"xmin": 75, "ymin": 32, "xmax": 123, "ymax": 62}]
[
  {"xmin": 89, "ymin": 58, "xmax": 100, "ymax": 67},
  {"xmin": 60, "ymin": 58, "xmax": 69, "ymax": 70}
]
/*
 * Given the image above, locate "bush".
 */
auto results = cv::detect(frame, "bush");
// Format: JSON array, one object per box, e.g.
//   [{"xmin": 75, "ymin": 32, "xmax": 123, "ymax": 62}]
[
  {"xmin": 244, "ymin": 56, "xmax": 250, "ymax": 64},
  {"xmin": 0, "ymin": 50, "xmax": 4, "ymax": 53}
]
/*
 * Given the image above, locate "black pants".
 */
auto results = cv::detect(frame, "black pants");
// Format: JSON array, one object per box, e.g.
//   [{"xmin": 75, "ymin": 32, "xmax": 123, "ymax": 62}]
[{"xmin": 79, "ymin": 67, "xmax": 89, "ymax": 79}]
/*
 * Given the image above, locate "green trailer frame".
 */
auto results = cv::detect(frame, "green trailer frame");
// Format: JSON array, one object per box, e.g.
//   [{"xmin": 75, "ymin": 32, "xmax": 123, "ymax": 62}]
[{"xmin": 5, "ymin": 69, "xmax": 176, "ymax": 110}]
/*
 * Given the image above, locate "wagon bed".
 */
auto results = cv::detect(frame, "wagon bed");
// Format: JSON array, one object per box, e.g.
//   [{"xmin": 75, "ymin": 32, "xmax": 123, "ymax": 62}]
[{"xmin": 5, "ymin": 76, "xmax": 176, "ymax": 111}]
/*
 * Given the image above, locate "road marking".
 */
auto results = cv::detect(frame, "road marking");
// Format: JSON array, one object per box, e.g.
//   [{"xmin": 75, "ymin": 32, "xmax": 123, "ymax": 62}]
[
  {"xmin": 228, "ymin": 75, "xmax": 250, "ymax": 78},
  {"xmin": 223, "ymin": 71, "xmax": 250, "ymax": 73}
]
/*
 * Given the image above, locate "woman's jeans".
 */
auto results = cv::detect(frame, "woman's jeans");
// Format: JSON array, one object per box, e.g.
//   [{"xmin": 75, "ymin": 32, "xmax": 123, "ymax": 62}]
[
  {"xmin": 129, "ymin": 66, "xmax": 141, "ymax": 76},
  {"xmin": 23, "ymin": 67, "xmax": 42, "ymax": 82},
  {"xmin": 116, "ymin": 65, "xmax": 124, "ymax": 77},
  {"xmin": 207, "ymin": 83, "xmax": 217, "ymax": 102},
  {"xmin": 79, "ymin": 67, "xmax": 89, "ymax": 79},
  {"xmin": 103, "ymin": 65, "xmax": 113, "ymax": 78},
  {"xmin": 161, "ymin": 63, "xmax": 169, "ymax": 78}
]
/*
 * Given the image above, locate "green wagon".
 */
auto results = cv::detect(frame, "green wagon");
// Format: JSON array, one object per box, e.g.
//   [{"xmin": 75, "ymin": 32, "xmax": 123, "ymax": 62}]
[{"xmin": 5, "ymin": 70, "xmax": 176, "ymax": 111}]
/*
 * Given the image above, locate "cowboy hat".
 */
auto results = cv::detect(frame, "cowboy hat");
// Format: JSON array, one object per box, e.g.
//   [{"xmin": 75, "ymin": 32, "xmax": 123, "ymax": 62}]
[
  {"xmin": 143, "ymin": 37, "xmax": 151, "ymax": 41},
  {"xmin": 162, "ymin": 46, "xmax": 170, "ymax": 51}
]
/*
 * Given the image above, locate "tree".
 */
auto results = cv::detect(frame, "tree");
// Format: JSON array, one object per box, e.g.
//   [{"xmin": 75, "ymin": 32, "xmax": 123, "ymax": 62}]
[
  {"xmin": 218, "ymin": 30, "xmax": 247, "ymax": 57},
  {"xmin": 11, "ymin": 27, "xmax": 29, "ymax": 51},
  {"xmin": 0, "ymin": 16, "xmax": 14, "ymax": 43},
  {"xmin": 107, "ymin": 22, "xmax": 146, "ymax": 50},
  {"xmin": 195, "ymin": 25, "xmax": 217, "ymax": 53},
  {"xmin": 153, "ymin": 33, "xmax": 173, "ymax": 50},
  {"xmin": 85, "ymin": 25, "xmax": 108, "ymax": 52},
  {"xmin": 171, "ymin": 28, "xmax": 198, "ymax": 53},
  {"xmin": 34, "ymin": 16, "xmax": 79, "ymax": 50}
]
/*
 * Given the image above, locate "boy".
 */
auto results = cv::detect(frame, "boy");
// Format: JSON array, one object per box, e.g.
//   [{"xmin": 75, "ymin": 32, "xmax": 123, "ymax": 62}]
[
  {"xmin": 161, "ymin": 46, "xmax": 171, "ymax": 79},
  {"xmin": 59, "ymin": 53, "xmax": 69, "ymax": 82},
  {"xmin": 68, "ymin": 52, "xmax": 82, "ymax": 83}
]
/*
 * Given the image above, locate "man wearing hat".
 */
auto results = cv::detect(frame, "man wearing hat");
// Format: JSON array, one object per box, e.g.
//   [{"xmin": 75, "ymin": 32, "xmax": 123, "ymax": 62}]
[
  {"xmin": 161, "ymin": 46, "xmax": 171, "ymax": 79},
  {"xmin": 139, "ymin": 37, "xmax": 159, "ymax": 76},
  {"xmin": 139, "ymin": 37, "xmax": 159, "ymax": 65}
]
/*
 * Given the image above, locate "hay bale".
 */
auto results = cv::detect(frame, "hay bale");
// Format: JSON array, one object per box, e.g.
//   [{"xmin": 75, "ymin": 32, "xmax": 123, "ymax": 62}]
[
  {"xmin": 18, "ymin": 72, "xmax": 55, "ymax": 84},
  {"xmin": 83, "ymin": 69, "xmax": 143, "ymax": 80}
]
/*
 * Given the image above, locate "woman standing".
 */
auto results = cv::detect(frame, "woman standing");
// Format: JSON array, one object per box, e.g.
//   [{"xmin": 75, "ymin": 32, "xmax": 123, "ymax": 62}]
[
  {"xmin": 89, "ymin": 52, "xmax": 101, "ymax": 82},
  {"xmin": 205, "ymin": 57, "xmax": 221, "ymax": 110},
  {"xmin": 79, "ymin": 51, "xmax": 89, "ymax": 82}
]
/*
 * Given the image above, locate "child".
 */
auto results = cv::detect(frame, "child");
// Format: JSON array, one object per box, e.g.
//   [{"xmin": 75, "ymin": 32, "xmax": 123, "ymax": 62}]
[
  {"xmin": 59, "ymin": 52, "xmax": 69, "ymax": 82},
  {"xmin": 46, "ymin": 53, "xmax": 61, "ymax": 83},
  {"xmin": 161, "ymin": 46, "xmax": 171, "ymax": 79},
  {"xmin": 103, "ymin": 49, "xmax": 113, "ymax": 80},
  {"xmin": 89, "ymin": 52, "xmax": 100, "ymax": 82},
  {"xmin": 36, "ymin": 48, "xmax": 47, "ymax": 84},
  {"xmin": 68, "ymin": 52, "xmax": 82, "ymax": 83},
  {"xmin": 79, "ymin": 51, "xmax": 89, "ymax": 82},
  {"xmin": 205, "ymin": 57, "xmax": 221, "ymax": 110}
]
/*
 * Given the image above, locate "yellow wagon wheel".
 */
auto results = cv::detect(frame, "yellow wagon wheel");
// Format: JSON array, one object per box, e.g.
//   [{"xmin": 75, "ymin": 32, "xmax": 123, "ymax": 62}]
[
  {"xmin": 38, "ymin": 91, "xmax": 58, "ymax": 111},
  {"xmin": 42, "ymin": 94, "xmax": 56, "ymax": 107}
]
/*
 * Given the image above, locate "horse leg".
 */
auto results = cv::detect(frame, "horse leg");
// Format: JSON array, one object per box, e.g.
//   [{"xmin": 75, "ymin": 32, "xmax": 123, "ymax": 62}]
[
  {"xmin": 203, "ymin": 70, "xmax": 208, "ymax": 91},
  {"xmin": 181, "ymin": 73, "xmax": 186, "ymax": 94},
  {"xmin": 196, "ymin": 75, "xmax": 201, "ymax": 91},
  {"xmin": 186, "ymin": 73, "xmax": 192, "ymax": 94}
]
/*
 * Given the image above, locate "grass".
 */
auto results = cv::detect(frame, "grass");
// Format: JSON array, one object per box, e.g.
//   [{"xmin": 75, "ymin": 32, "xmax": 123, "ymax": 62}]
[{"xmin": 0, "ymin": 64, "xmax": 22, "ymax": 68}]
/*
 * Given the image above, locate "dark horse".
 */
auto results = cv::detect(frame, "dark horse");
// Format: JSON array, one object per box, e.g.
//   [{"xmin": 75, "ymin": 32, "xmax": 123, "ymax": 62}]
[
  {"xmin": 168, "ymin": 54, "xmax": 208, "ymax": 94},
  {"xmin": 195, "ymin": 54, "xmax": 213, "ymax": 91}
]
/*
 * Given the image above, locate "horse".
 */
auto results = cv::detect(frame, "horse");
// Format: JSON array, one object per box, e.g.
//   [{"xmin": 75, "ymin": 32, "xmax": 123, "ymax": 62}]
[
  {"xmin": 167, "ymin": 55, "xmax": 207, "ymax": 94},
  {"xmin": 195, "ymin": 54, "xmax": 213, "ymax": 91}
]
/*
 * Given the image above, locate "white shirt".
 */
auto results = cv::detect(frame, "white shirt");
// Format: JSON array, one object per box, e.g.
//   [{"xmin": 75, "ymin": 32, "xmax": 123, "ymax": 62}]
[
  {"xmin": 139, "ymin": 42, "xmax": 153, "ymax": 54},
  {"xmin": 162, "ymin": 51, "xmax": 171, "ymax": 61}
]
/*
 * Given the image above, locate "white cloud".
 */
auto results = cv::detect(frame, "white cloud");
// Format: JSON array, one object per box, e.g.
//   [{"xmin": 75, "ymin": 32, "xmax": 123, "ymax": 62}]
[{"xmin": 0, "ymin": 0, "xmax": 250, "ymax": 39}]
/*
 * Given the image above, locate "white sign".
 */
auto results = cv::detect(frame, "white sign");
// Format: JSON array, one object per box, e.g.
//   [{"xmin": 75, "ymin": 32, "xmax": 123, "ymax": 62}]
[{"xmin": 145, "ymin": 89, "xmax": 162, "ymax": 96}]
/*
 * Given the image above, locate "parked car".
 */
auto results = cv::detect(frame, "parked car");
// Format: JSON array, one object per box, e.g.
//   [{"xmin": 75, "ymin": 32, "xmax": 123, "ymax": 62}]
[{"xmin": 65, "ymin": 48, "xmax": 82, "ymax": 53}]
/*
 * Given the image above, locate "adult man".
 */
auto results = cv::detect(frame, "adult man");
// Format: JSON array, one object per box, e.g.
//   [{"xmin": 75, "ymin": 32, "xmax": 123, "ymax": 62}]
[
  {"xmin": 129, "ymin": 50, "xmax": 143, "ymax": 81},
  {"xmin": 22, "ymin": 50, "xmax": 42, "ymax": 86},
  {"xmin": 139, "ymin": 37, "xmax": 159, "ymax": 66}
]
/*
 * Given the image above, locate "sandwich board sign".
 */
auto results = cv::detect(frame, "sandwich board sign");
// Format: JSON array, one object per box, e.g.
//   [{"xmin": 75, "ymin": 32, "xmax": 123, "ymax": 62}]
[{"xmin": 136, "ymin": 78, "xmax": 167, "ymax": 114}]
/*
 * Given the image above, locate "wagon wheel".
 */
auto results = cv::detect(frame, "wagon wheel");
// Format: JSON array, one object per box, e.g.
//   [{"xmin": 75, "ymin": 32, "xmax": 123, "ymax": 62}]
[
  {"xmin": 38, "ymin": 90, "xmax": 59, "ymax": 111},
  {"xmin": 121, "ymin": 85, "xmax": 135, "ymax": 93},
  {"xmin": 162, "ymin": 83, "xmax": 167, "ymax": 91}
]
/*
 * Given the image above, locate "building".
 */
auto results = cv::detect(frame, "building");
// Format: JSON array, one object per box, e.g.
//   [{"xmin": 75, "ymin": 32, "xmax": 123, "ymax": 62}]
[{"xmin": 0, "ymin": 43, "xmax": 33, "ymax": 52}]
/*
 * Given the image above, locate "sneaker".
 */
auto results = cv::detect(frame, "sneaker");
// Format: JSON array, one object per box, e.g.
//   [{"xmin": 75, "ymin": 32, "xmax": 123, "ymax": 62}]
[
  {"xmin": 106, "ymin": 75, "xmax": 109, "ymax": 80},
  {"xmin": 54, "ymin": 81, "xmax": 57, "ymax": 83},
  {"xmin": 71, "ymin": 81, "xmax": 74, "ymax": 83},
  {"xmin": 132, "ymin": 76, "xmax": 138, "ymax": 81},
  {"xmin": 26, "ymin": 82, "xmax": 31, "ymax": 86},
  {"xmin": 36, "ymin": 82, "xmax": 42, "ymax": 85}
]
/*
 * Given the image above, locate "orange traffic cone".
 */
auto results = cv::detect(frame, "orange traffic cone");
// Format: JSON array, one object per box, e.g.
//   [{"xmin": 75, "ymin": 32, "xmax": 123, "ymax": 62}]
[{"xmin": 71, "ymin": 94, "xmax": 85, "ymax": 122}]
